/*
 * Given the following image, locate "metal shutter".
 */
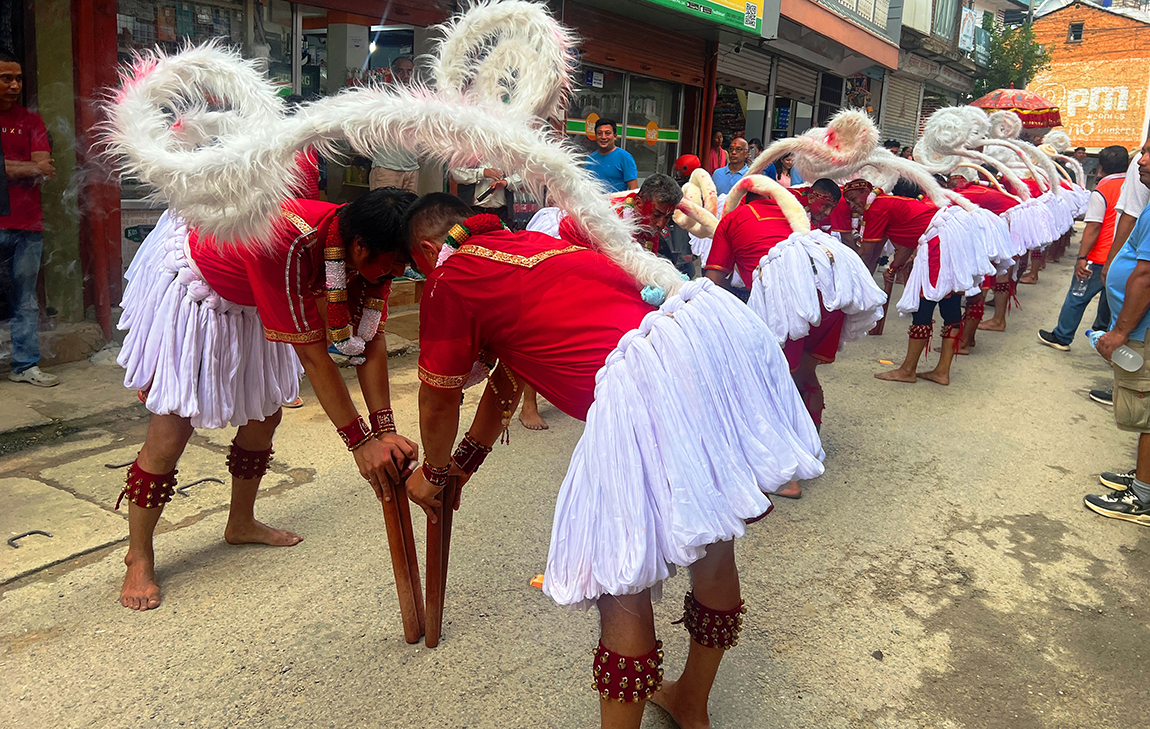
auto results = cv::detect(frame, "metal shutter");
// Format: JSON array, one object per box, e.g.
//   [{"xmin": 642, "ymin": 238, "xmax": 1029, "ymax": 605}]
[
  {"xmin": 916, "ymin": 89, "xmax": 952, "ymax": 140},
  {"xmin": 774, "ymin": 59, "xmax": 818, "ymax": 105},
  {"xmin": 716, "ymin": 43, "xmax": 773, "ymax": 96},
  {"xmin": 881, "ymin": 74, "xmax": 921, "ymax": 147}
]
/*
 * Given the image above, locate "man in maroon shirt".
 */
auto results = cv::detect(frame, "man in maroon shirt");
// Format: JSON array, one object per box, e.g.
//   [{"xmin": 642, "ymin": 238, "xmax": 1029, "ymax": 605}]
[{"xmin": 1, "ymin": 49, "xmax": 58, "ymax": 387}]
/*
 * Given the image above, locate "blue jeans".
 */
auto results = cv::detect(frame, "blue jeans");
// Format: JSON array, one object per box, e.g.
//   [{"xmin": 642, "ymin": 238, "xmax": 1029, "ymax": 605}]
[
  {"xmin": 0, "ymin": 229, "xmax": 43, "ymax": 373},
  {"xmin": 1051, "ymin": 265, "xmax": 1108, "ymax": 345}
]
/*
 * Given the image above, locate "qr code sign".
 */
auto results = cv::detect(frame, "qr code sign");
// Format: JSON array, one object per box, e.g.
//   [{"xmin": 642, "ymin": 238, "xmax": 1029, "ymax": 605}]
[{"xmin": 744, "ymin": 2, "xmax": 757, "ymax": 27}]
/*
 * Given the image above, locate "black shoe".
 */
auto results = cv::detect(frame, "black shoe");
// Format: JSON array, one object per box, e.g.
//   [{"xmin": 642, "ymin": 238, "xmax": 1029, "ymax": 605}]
[
  {"xmin": 1090, "ymin": 389, "xmax": 1114, "ymax": 407},
  {"xmin": 1084, "ymin": 490, "xmax": 1150, "ymax": 526},
  {"xmin": 1099, "ymin": 470, "xmax": 1135, "ymax": 491},
  {"xmin": 1037, "ymin": 330, "xmax": 1070, "ymax": 351}
]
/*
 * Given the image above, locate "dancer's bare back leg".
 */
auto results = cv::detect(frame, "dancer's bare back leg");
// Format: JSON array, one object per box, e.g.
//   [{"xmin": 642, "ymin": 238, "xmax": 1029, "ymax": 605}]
[
  {"xmin": 223, "ymin": 409, "xmax": 302, "ymax": 546},
  {"xmin": 651, "ymin": 540, "xmax": 740, "ymax": 729},
  {"xmin": 518, "ymin": 385, "xmax": 549, "ymax": 431},
  {"xmin": 121, "ymin": 414, "xmax": 193, "ymax": 611}
]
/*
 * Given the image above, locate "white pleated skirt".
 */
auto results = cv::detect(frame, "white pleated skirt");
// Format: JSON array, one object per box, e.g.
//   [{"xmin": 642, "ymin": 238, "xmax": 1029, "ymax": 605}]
[
  {"xmin": 747, "ymin": 229, "xmax": 887, "ymax": 346},
  {"xmin": 896, "ymin": 206, "xmax": 996, "ymax": 315},
  {"xmin": 543, "ymin": 279, "xmax": 825, "ymax": 610},
  {"xmin": 116, "ymin": 212, "xmax": 303, "ymax": 430}
]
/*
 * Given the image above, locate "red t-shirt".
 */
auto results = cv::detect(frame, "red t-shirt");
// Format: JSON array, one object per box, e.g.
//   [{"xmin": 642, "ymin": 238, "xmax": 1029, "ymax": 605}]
[
  {"xmin": 787, "ymin": 188, "xmax": 851, "ymax": 235},
  {"xmin": 289, "ymin": 148, "xmax": 321, "ymax": 200},
  {"xmin": 190, "ymin": 199, "xmax": 388, "ymax": 344},
  {"xmin": 860, "ymin": 195, "xmax": 938, "ymax": 249},
  {"xmin": 826, "ymin": 198, "xmax": 853, "ymax": 235},
  {"xmin": 0, "ymin": 105, "xmax": 51, "ymax": 231},
  {"xmin": 1005, "ymin": 177, "xmax": 1044, "ymax": 199},
  {"xmin": 955, "ymin": 182, "xmax": 1020, "ymax": 215},
  {"xmin": 706, "ymin": 197, "xmax": 796, "ymax": 285},
  {"xmin": 417, "ymin": 229, "xmax": 654, "ymax": 421}
]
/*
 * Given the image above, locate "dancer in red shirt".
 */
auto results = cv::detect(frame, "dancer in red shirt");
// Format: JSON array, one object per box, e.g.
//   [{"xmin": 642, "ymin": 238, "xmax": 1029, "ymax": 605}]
[
  {"xmin": 404, "ymin": 194, "xmax": 822, "ymax": 729},
  {"xmin": 843, "ymin": 180, "xmax": 965, "ymax": 385},
  {"xmin": 947, "ymin": 171, "xmax": 1021, "ymax": 353},
  {"xmin": 114, "ymin": 188, "xmax": 419, "ymax": 610}
]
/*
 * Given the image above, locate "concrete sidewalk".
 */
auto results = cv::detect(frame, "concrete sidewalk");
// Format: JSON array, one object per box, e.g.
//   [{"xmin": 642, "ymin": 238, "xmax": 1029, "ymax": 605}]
[{"xmin": 0, "ymin": 304, "xmax": 421, "ymax": 440}]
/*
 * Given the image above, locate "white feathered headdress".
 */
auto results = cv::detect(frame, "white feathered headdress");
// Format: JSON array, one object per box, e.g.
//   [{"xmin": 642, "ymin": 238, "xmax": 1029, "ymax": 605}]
[
  {"xmin": 102, "ymin": 0, "xmax": 686, "ymax": 297},
  {"xmin": 748, "ymin": 108, "xmax": 974, "ymax": 211}
]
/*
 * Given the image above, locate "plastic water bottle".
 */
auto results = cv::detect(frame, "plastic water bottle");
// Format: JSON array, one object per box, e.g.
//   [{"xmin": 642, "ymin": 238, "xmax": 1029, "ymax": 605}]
[
  {"xmin": 1087, "ymin": 330, "xmax": 1145, "ymax": 372},
  {"xmin": 1070, "ymin": 263, "xmax": 1093, "ymax": 297}
]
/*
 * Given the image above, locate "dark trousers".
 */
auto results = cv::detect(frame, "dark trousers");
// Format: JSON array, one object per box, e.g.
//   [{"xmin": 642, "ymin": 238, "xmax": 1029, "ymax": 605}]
[{"xmin": 912, "ymin": 294, "xmax": 962, "ymax": 326}]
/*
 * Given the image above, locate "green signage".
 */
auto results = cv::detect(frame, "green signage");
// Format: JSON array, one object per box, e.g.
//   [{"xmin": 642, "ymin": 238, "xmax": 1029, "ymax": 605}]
[{"xmin": 642, "ymin": 0, "xmax": 763, "ymax": 35}]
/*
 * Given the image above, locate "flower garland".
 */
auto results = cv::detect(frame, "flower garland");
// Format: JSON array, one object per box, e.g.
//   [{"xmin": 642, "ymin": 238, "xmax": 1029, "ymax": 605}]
[
  {"xmin": 324, "ymin": 219, "xmax": 390, "ymax": 366},
  {"xmin": 433, "ymin": 213, "xmax": 507, "ymax": 268}
]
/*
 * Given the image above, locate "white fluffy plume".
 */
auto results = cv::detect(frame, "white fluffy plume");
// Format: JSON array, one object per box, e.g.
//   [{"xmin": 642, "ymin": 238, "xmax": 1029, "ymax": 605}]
[
  {"xmin": 430, "ymin": 0, "xmax": 577, "ymax": 120},
  {"xmin": 913, "ymin": 106, "xmax": 1030, "ymax": 200},
  {"xmin": 747, "ymin": 108, "xmax": 969, "ymax": 210},
  {"xmin": 103, "ymin": 2, "xmax": 685, "ymax": 296}
]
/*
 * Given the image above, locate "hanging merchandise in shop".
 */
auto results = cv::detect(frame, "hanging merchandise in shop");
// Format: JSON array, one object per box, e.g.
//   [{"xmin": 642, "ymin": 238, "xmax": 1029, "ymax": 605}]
[{"xmin": 643, "ymin": 0, "xmax": 765, "ymax": 34}]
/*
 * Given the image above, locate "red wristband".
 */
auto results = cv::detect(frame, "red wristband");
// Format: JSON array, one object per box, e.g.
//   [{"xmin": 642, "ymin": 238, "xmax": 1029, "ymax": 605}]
[
  {"xmin": 422, "ymin": 461, "xmax": 451, "ymax": 490},
  {"xmin": 452, "ymin": 433, "xmax": 492, "ymax": 475},
  {"xmin": 337, "ymin": 417, "xmax": 372, "ymax": 451},
  {"xmin": 369, "ymin": 408, "xmax": 396, "ymax": 435}
]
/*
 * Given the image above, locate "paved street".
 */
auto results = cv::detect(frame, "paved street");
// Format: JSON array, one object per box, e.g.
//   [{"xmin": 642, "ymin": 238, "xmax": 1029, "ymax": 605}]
[{"xmin": 1, "ymin": 255, "xmax": 1147, "ymax": 729}]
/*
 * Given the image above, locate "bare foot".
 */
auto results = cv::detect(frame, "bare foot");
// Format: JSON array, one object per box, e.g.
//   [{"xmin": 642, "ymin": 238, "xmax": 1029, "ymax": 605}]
[
  {"xmin": 978, "ymin": 319, "xmax": 1006, "ymax": 332},
  {"xmin": 874, "ymin": 368, "xmax": 917, "ymax": 383},
  {"xmin": 650, "ymin": 679, "xmax": 711, "ymax": 729},
  {"xmin": 776, "ymin": 480, "xmax": 802, "ymax": 499},
  {"xmin": 224, "ymin": 520, "xmax": 304, "ymax": 546},
  {"xmin": 518, "ymin": 410, "xmax": 549, "ymax": 430},
  {"xmin": 121, "ymin": 551, "xmax": 161, "ymax": 611},
  {"xmin": 1019, "ymin": 275, "xmax": 1038, "ymax": 285},
  {"xmin": 916, "ymin": 371, "xmax": 950, "ymax": 386},
  {"xmin": 956, "ymin": 345, "xmax": 970, "ymax": 356}
]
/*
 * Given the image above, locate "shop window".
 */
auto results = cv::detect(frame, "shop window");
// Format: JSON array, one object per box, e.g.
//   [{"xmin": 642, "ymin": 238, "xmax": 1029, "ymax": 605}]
[
  {"xmin": 1067, "ymin": 22, "xmax": 1084, "ymax": 42},
  {"xmin": 817, "ymin": 74, "xmax": 844, "ymax": 126},
  {"xmin": 624, "ymin": 75, "xmax": 682, "ymax": 181},
  {"xmin": 567, "ymin": 66, "xmax": 627, "ymax": 158},
  {"xmin": 566, "ymin": 66, "xmax": 682, "ymax": 180}
]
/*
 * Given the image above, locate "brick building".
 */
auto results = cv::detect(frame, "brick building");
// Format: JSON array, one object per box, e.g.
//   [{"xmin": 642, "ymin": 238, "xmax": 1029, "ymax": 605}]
[{"xmin": 1031, "ymin": 0, "xmax": 1150, "ymax": 151}]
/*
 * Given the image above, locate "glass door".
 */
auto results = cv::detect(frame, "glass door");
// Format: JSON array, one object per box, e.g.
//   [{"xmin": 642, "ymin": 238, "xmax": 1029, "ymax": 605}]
[{"xmin": 623, "ymin": 74, "xmax": 682, "ymax": 180}]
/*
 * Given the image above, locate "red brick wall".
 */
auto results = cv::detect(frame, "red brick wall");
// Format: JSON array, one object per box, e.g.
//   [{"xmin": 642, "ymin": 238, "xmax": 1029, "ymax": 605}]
[{"xmin": 1030, "ymin": 3, "xmax": 1150, "ymax": 148}]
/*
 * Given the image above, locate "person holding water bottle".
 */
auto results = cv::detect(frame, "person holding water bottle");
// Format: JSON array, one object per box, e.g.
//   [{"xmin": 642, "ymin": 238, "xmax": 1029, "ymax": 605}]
[
  {"xmin": 1083, "ymin": 141, "xmax": 1150, "ymax": 527},
  {"xmin": 1037, "ymin": 146, "xmax": 1130, "ymax": 351}
]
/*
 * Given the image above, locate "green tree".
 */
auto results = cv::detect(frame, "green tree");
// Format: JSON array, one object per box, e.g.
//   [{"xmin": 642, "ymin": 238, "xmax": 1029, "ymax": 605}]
[{"xmin": 973, "ymin": 22, "xmax": 1053, "ymax": 97}]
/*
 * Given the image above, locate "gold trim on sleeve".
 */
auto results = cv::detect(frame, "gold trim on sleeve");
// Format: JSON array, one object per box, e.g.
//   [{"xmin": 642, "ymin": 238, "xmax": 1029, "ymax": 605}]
[
  {"xmin": 455, "ymin": 244, "xmax": 585, "ymax": 269},
  {"xmin": 280, "ymin": 209, "xmax": 316, "ymax": 237},
  {"xmin": 264, "ymin": 327, "xmax": 326, "ymax": 344},
  {"xmin": 418, "ymin": 365, "xmax": 470, "ymax": 389}
]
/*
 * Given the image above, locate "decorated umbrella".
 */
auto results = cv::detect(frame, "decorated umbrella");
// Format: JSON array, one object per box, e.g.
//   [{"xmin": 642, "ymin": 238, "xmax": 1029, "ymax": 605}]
[{"xmin": 970, "ymin": 86, "xmax": 1062, "ymax": 129}]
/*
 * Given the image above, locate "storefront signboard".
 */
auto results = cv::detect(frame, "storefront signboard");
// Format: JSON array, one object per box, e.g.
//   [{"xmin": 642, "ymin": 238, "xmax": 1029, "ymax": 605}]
[
  {"xmin": 1032, "ymin": 60, "xmax": 1150, "ymax": 148},
  {"xmin": 642, "ymin": 0, "xmax": 764, "ymax": 35}
]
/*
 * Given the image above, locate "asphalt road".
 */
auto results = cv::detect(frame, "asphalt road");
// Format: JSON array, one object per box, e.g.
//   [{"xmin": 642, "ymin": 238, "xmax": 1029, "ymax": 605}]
[{"xmin": 1, "ymin": 255, "xmax": 1147, "ymax": 728}]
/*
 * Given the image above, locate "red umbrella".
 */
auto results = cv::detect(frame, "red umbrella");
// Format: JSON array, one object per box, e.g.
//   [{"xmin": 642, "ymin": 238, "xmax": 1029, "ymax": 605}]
[{"xmin": 970, "ymin": 86, "xmax": 1061, "ymax": 128}]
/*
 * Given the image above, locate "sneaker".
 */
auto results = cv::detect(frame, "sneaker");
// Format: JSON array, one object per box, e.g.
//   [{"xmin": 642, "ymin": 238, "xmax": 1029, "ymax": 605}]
[
  {"xmin": 1099, "ymin": 470, "xmax": 1135, "ymax": 491},
  {"xmin": 1083, "ymin": 490, "xmax": 1150, "ymax": 526},
  {"xmin": 1089, "ymin": 389, "xmax": 1114, "ymax": 407},
  {"xmin": 8, "ymin": 365, "xmax": 59, "ymax": 387},
  {"xmin": 1037, "ymin": 330, "xmax": 1070, "ymax": 351}
]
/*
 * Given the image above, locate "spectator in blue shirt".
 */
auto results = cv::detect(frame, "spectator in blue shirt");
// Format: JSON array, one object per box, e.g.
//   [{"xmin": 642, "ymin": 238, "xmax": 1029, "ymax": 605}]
[
  {"xmin": 1086, "ymin": 140, "xmax": 1150, "ymax": 526},
  {"xmin": 712, "ymin": 137, "xmax": 749, "ymax": 195},
  {"xmin": 586, "ymin": 118, "xmax": 638, "ymax": 193}
]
